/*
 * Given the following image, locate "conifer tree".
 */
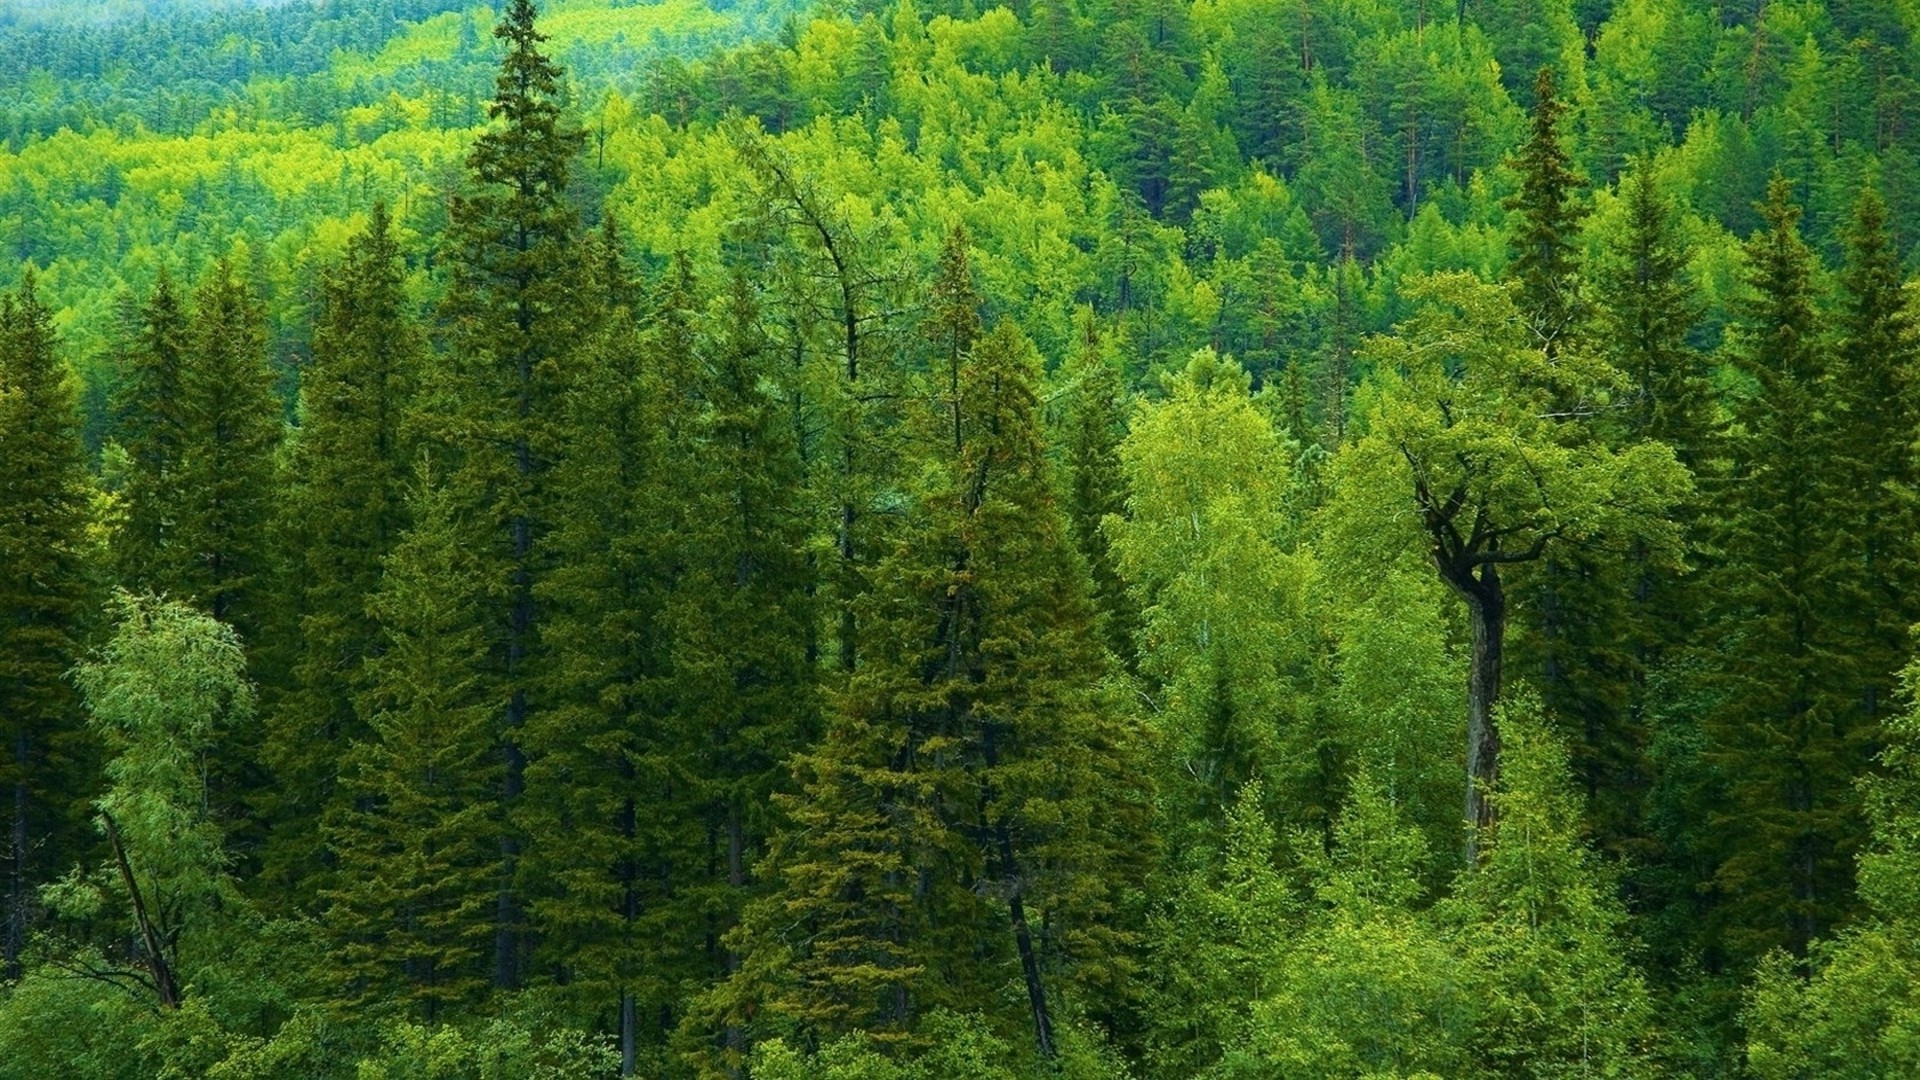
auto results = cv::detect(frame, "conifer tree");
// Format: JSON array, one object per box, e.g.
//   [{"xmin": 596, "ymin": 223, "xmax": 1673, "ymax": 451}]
[
  {"xmin": 323, "ymin": 462, "xmax": 499, "ymax": 1025},
  {"xmin": 1505, "ymin": 66, "xmax": 1588, "ymax": 360},
  {"xmin": 262, "ymin": 203, "xmax": 421, "ymax": 900},
  {"xmin": 1568, "ymin": 162, "xmax": 1715, "ymax": 873},
  {"xmin": 1058, "ymin": 311, "xmax": 1136, "ymax": 669},
  {"xmin": 436, "ymin": 0, "xmax": 587, "ymax": 990},
  {"xmin": 1601, "ymin": 163, "xmax": 1714, "ymax": 467},
  {"xmin": 170, "ymin": 261, "xmax": 280, "ymax": 639},
  {"xmin": 1829, "ymin": 185, "xmax": 1919, "ymax": 727},
  {"xmin": 0, "ymin": 274, "xmax": 95, "ymax": 980},
  {"xmin": 113, "ymin": 270, "xmax": 192, "ymax": 597},
  {"xmin": 731, "ymin": 314, "xmax": 1152, "ymax": 1061},
  {"xmin": 663, "ymin": 268, "xmax": 818, "ymax": 1068},
  {"xmin": 1503, "ymin": 74, "xmax": 1630, "ymax": 870},
  {"xmin": 521, "ymin": 240, "xmax": 690, "ymax": 1067},
  {"xmin": 1703, "ymin": 176, "xmax": 1863, "ymax": 963},
  {"xmin": 1747, "ymin": 654, "xmax": 1920, "ymax": 1077}
]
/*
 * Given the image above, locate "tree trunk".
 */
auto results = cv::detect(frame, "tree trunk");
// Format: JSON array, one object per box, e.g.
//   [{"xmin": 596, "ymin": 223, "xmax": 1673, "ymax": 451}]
[
  {"xmin": 104, "ymin": 812, "xmax": 180, "ymax": 1009},
  {"xmin": 1463, "ymin": 568, "xmax": 1505, "ymax": 863},
  {"xmin": 620, "ymin": 991, "xmax": 637, "ymax": 1077},
  {"xmin": 6, "ymin": 758, "xmax": 24, "ymax": 981},
  {"xmin": 1002, "ymin": 826, "xmax": 1056, "ymax": 1061}
]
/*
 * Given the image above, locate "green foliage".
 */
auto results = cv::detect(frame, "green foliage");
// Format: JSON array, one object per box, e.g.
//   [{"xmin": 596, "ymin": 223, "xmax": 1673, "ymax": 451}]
[
  {"xmin": 0, "ymin": 272, "xmax": 96, "ymax": 977},
  {"xmin": 1742, "ymin": 651, "xmax": 1920, "ymax": 1077},
  {"xmin": 263, "ymin": 201, "xmax": 423, "ymax": 903},
  {"xmin": 54, "ymin": 593, "xmax": 253, "ymax": 1008},
  {"xmin": 13, "ymin": 0, "xmax": 1920, "ymax": 1070},
  {"xmin": 1700, "ymin": 176, "xmax": 1866, "ymax": 965},
  {"xmin": 1110, "ymin": 349, "xmax": 1321, "ymax": 836},
  {"xmin": 322, "ymin": 462, "xmax": 499, "ymax": 1022},
  {"xmin": 1439, "ymin": 699, "xmax": 1658, "ymax": 1078}
]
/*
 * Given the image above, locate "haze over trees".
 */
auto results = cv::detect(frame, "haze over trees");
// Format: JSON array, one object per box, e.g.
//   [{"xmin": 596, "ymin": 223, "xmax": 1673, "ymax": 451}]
[{"xmin": 6, "ymin": 0, "xmax": 1920, "ymax": 1076}]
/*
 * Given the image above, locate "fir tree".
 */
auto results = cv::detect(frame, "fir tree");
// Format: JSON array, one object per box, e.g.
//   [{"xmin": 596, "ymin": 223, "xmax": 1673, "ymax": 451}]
[
  {"xmin": 732, "ymin": 318, "xmax": 1153, "ymax": 1061},
  {"xmin": 0, "ymin": 274, "xmax": 95, "ymax": 980},
  {"xmin": 520, "ymin": 239, "xmax": 688, "ymax": 1067},
  {"xmin": 436, "ymin": 0, "xmax": 588, "ymax": 990},
  {"xmin": 113, "ymin": 270, "xmax": 192, "ymax": 597},
  {"xmin": 1601, "ymin": 163, "xmax": 1714, "ymax": 467},
  {"xmin": 1505, "ymin": 66, "xmax": 1588, "ymax": 360},
  {"xmin": 1703, "ymin": 176, "xmax": 1863, "ymax": 963},
  {"xmin": 664, "ymin": 268, "xmax": 818, "ymax": 1068},
  {"xmin": 1058, "ymin": 311, "xmax": 1136, "ymax": 669},
  {"xmin": 1570, "ymin": 162, "xmax": 1715, "ymax": 878},
  {"xmin": 262, "ymin": 203, "xmax": 421, "ymax": 901},
  {"xmin": 172, "ymin": 260, "xmax": 281, "ymax": 641},
  {"xmin": 322, "ymin": 462, "xmax": 500, "ymax": 1025},
  {"xmin": 1829, "ymin": 185, "xmax": 1919, "ymax": 728}
]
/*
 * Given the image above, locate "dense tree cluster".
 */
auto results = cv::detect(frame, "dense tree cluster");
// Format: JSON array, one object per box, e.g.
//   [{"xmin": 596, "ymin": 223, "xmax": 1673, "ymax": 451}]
[{"xmin": 8, "ymin": 0, "xmax": 1920, "ymax": 1076}]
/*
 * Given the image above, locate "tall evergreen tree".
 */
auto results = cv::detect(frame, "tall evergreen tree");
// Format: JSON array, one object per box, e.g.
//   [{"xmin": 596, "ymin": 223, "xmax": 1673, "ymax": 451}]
[
  {"xmin": 171, "ymin": 260, "xmax": 280, "ymax": 641},
  {"xmin": 112, "ymin": 270, "xmax": 192, "ymax": 598},
  {"xmin": 1058, "ymin": 311, "xmax": 1136, "ymax": 669},
  {"xmin": 1829, "ymin": 185, "xmax": 1919, "ymax": 728},
  {"xmin": 664, "ymin": 268, "xmax": 818, "ymax": 1069},
  {"xmin": 1601, "ymin": 163, "xmax": 1714, "ymax": 468},
  {"xmin": 0, "ymin": 274, "xmax": 95, "ymax": 980},
  {"xmin": 1703, "ymin": 176, "xmax": 1863, "ymax": 964},
  {"xmin": 262, "ymin": 203, "xmax": 421, "ymax": 900},
  {"xmin": 1584, "ymin": 161, "xmax": 1717, "ymax": 900},
  {"xmin": 436, "ymin": 0, "xmax": 587, "ymax": 990},
  {"xmin": 1505, "ymin": 66, "xmax": 1588, "ymax": 360},
  {"xmin": 727, "ymin": 315, "xmax": 1152, "ymax": 1062},
  {"xmin": 521, "ymin": 239, "xmax": 689, "ymax": 1069},
  {"xmin": 323, "ymin": 462, "xmax": 499, "ymax": 1025}
]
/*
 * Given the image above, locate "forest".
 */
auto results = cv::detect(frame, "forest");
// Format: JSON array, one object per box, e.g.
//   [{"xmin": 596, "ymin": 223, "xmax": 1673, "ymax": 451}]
[{"xmin": 5, "ymin": 0, "xmax": 1920, "ymax": 1075}]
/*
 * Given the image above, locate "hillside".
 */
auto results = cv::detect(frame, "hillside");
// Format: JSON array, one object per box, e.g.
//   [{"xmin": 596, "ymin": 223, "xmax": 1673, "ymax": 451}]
[{"xmin": 4, "ymin": 0, "xmax": 1920, "ymax": 1076}]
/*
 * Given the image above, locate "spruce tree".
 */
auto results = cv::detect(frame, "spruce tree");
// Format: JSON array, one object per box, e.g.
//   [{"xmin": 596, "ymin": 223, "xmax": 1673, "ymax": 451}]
[
  {"xmin": 663, "ymin": 268, "xmax": 818, "ymax": 1069},
  {"xmin": 1582, "ymin": 162, "xmax": 1716, "ymax": 888},
  {"xmin": 1703, "ymin": 176, "xmax": 1862, "ymax": 963},
  {"xmin": 1829, "ymin": 185, "xmax": 1919, "ymax": 729},
  {"xmin": 731, "ymin": 316, "xmax": 1152, "ymax": 1061},
  {"xmin": 1505, "ymin": 66, "xmax": 1588, "ymax": 360},
  {"xmin": 0, "ymin": 274, "xmax": 95, "ymax": 980},
  {"xmin": 113, "ymin": 270, "xmax": 192, "ymax": 597},
  {"xmin": 436, "ymin": 0, "xmax": 587, "ymax": 990},
  {"xmin": 1058, "ymin": 311, "xmax": 1136, "ymax": 669},
  {"xmin": 171, "ymin": 259, "xmax": 282, "ymax": 641},
  {"xmin": 520, "ymin": 239, "xmax": 687, "ymax": 1066},
  {"xmin": 322, "ymin": 461, "xmax": 499, "ymax": 1025},
  {"xmin": 1504, "ymin": 69, "xmax": 1636, "ymax": 870},
  {"xmin": 262, "ymin": 203, "xmax": 421, "ymax": 901},
  {"xmin": 1601, "ymin": 163, "xmax": 1714, "ymax": 468}
]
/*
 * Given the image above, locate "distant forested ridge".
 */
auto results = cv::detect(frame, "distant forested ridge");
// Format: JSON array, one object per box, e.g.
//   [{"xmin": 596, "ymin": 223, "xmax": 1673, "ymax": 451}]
[{"xmin": 5, "ymin": 0, "xmax": 1920, "ymax": 1076}]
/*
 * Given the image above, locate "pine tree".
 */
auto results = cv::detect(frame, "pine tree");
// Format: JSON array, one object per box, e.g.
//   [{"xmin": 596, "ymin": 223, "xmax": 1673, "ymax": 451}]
[
  {"xmin": 0, "ymin": 273, "xmax": 95, "ymax": 980},
  {"xmin": 1505, "ymin": 66, "xmax": 1588, "ymax": 360},
  {"xmin": 436, "ymin": 0, "xmax": 588, "ymax": 990},
  {"xmin": 1601, "ymin": 163, "xmax": 1714, "ymax": 467},
  {"xmin": 261, "ymin": 203, "xmax": 422, "ymax": 901},
  {"xmin": 664, "ymin": 268, "xmax": 818, "ymax": 1070},
  {"xmin": 1577, "ymin": 161, "xmax": 1715, "ymax": 883},
  {"xmin": 1058, "ymin": 311, "xmax": 1136, "ymax": 670},
  {"xmin": 322, "ymin": 462, "xmax": 500, "ymax": 1025},
  {"xmin": 1829, "ymin": 185, "xmax": 1919, "ymax": 729},
  {"xmin": 171, "ymin": 259, "xmax": 282, "ymax": 641},
  {"xmin": 1703, "ymin": 176, "xmax": 1863, "ymax": 964},
  {"xmin": 520, "ymin": 239, "xmax": 689, "ymax": 1066},
  {"xmin": 113, "ymin": 270, "xmax": 192, "ymax": 597},
  {"xmin": 731, "ymin": 316, "xmax": 1153, "ymax": 1061}
]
